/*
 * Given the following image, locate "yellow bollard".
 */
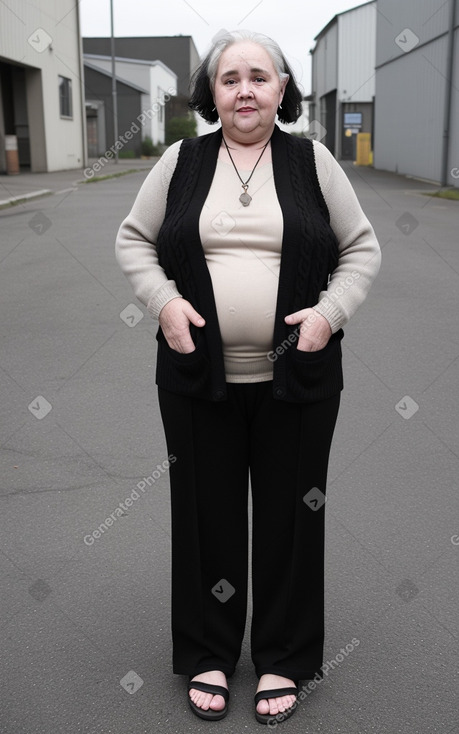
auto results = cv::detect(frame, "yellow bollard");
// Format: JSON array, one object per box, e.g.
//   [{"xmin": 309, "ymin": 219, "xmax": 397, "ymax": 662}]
[{"xmin": 355, "ymin": 133, "xmax": 372, "ymax": 166}]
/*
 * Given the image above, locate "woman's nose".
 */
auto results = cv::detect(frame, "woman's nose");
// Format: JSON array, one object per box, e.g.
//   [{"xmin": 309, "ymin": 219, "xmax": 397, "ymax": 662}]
[{"xmin": 238, "ymin": 80, "xmax": 253, "ymax": 97}]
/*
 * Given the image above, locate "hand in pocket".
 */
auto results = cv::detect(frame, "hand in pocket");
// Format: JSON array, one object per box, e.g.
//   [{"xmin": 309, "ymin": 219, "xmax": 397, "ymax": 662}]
[
  {"xmin": 285, "ymin": 307, "xmax": 332, "ymax": 352},
  {"xmin": 159, "ymin": 298, "xmax": 206, "ymax": 353}
]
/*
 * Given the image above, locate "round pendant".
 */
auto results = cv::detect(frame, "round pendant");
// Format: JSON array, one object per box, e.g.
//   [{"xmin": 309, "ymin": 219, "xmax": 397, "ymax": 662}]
[{"xmin": 239, "ymin": 192, "xmax": 252, "ymax": 207}]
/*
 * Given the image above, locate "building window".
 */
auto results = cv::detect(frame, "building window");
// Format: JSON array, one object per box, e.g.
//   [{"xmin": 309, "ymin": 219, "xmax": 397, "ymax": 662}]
[
  {"xmin": 59, "ymin": 76, "xmax": 72, "ymax": 118},
  {"xmin": 158, "ymin": 87, "xmax": 165, "ymax": 123}
]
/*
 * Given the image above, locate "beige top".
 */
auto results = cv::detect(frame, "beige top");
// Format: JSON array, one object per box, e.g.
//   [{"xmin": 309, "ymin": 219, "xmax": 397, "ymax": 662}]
[
  {"xmin": 116, "ymin": 137, "xmax": 381, "ymax": 382},
  {"xmin": 200, "ymin": 159, "xmax": 282, "ymax": 381}
]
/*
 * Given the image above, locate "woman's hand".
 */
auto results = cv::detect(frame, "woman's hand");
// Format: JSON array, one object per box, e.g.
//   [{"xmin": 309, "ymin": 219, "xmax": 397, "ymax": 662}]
[
  {"xmin": 159, "ymin": 298, "xmax": 206, "ymax": 354},
  {"xmin": 285, "ymin": 308, "xmax": 332, "ymax": 352}
]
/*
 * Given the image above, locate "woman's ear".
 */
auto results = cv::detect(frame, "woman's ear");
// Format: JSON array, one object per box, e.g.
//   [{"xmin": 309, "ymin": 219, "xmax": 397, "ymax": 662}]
[{"xmin": 279, "ymin": 75, "xmax": 289, "ymax": 105}]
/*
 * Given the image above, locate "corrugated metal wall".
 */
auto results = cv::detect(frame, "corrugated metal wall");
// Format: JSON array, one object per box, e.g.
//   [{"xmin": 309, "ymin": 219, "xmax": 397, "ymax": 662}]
[
  {"xmin": 310, "ymin": 3, "xmax": 376, "ymax": 158},
  {"xmin": 449, "ymin": 27, "xmax": 459, "ymax": 183},
  {"xmin": 339, "ymin": 2, "xmax": 376, "ymax": 103},
  {"xmin": 313, "ymin": 23, "xmax": 338, "ymax": 99},
  {"xmin": 375, "ymin": 0, "xmax": 450, "ymax": 67},
  {"xmin": 374, "ymin": 0, "xmax": 458, "ymax": 186}
]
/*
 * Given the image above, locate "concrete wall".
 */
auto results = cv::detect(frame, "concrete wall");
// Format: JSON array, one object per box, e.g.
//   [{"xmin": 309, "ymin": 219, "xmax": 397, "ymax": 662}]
[{"xmin": 0, "ymin": 0, "xmax": 86, "ymax": 171}]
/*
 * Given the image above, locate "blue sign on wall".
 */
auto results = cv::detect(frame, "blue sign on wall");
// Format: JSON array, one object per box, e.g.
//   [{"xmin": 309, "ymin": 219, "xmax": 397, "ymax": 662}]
[{"xmin": 344, "ymin": 112, "xmax": 363, "ymax": 127}]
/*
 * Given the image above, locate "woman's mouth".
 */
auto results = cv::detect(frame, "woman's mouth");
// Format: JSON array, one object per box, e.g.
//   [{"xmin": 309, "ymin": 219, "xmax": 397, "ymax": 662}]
[{"xmin": 237, "ymin": 107, "xmax": 256, "ymax": 113}]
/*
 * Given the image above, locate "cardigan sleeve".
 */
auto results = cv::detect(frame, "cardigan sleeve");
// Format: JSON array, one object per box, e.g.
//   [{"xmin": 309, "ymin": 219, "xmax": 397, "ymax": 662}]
[
  {"xmin": 311, "ymin": 140, "xmax": 381, "ymax": 333},
  {"xmin": 115, "ymin": 140, "xmax": 184, "ymax": 318}
]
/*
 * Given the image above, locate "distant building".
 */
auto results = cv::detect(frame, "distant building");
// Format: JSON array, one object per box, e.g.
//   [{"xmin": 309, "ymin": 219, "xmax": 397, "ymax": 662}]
[
  {"xmin": 0, "ymin": 0, "xmax": 86, "ymax": 172},
  {"xmin": 374, "ymin": 0, "xmax": 458, "ymax": 187},
  {"xmin": 84, "ymin": 63, "xmax": 148, "ymax": 157},
  {"xmin": 309, "ymin": 1, "xmax": 376, "ymax": 159},
  {"xmin": 84, "ymin": 55, "xmax": 176, "ymax": 147},
  {"xmin": 83, "ymin": 36, "xmax": 199, "ymax": 122}
]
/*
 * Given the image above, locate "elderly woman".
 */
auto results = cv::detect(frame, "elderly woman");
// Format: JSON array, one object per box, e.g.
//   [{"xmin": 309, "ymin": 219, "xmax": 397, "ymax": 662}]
[{"xmin": 116, "ymin": 30, "xmax": 380, "ymax": 725}]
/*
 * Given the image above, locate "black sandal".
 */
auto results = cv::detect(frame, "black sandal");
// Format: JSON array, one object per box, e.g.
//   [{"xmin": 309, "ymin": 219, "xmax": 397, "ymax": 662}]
[
  {"xmin": 188, "ymin": 680, "xmax": 229, "ymax": 721},
  {"xmin": 254, "ymin": 682, "xmax": 299, "ymax": 725}
]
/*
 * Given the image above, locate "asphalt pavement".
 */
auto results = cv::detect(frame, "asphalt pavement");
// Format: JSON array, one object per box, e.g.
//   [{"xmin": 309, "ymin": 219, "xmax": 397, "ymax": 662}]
[{"xmin": 1, "ymin": 158, "xmax": 458, "ymax": 734}]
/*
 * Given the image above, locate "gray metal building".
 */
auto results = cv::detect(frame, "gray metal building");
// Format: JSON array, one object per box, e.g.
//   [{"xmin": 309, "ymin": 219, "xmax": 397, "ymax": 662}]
[
  {"xmin": 308, "ymin": 1, "xmax": 377, "ymax": 159},
  {"xmin": 374, "ymin": 0, "xmax": 458, "ymax": 187}
]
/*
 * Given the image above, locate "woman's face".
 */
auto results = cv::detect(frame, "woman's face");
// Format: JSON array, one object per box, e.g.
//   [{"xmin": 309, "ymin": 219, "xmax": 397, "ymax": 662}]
[{"xmin": 213, "ymin": 41, "xmax": 288, "ymax": 143}]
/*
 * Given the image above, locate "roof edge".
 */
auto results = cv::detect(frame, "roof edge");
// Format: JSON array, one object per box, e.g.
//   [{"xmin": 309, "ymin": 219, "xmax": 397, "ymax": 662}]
[{"xmin": 313, "ymin": 0, "xmax": 376, "ymax": 42}]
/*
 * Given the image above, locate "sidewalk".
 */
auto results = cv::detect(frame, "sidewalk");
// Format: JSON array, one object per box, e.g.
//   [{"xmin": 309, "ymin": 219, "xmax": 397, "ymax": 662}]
[{"xmin": 0, "ymin": 157, "xmax": 156, "ymax": 208}]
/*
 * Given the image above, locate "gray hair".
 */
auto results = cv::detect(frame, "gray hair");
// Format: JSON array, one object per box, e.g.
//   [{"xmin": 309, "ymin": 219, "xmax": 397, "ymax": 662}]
[
  {"xmin": 188, "ymin": 30, "xmax": 303, "ymax": 124},
  {"xmin": 206, "ymin": 30, "xmax": 290, "ymax": 90}
]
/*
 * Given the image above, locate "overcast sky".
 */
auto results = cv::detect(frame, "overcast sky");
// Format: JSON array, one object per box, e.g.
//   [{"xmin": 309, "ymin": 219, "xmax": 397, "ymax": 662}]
[{"xmin": 80, "ymin": 0, "xmax": 363, "ymax": 96}]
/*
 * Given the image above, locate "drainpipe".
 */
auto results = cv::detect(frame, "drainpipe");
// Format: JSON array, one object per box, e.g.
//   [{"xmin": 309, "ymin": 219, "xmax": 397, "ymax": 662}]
[
  {"xmin": 441, "ymin": 0, "xmax": 457, "ymax": 187},
  {"xmin": 76, "ymin": 3, "xmax": 88, "ymax": 168},
  {"xmin": 110, "ymin": 0, "xmax": 118, "ymax": 163}
]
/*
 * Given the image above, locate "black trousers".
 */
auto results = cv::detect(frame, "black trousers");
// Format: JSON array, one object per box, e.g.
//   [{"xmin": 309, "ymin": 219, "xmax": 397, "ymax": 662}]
[{"xmin": 158, "ymin": 381, "xmax": 340, "ymax": 681}]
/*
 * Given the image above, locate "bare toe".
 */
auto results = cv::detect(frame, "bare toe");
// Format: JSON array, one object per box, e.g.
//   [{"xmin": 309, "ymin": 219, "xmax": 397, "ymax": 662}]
[
  {"xmin": 279, "ymin": 694, "xmax": 296, "ymax": 711},
  {"xmin": 209, "ymin": 694, "xmax": 226, "ymax": 711},
  {"xmin": 256, "ymin": 674, "xmax": 297, "ymax": 717},
  {"xmin": 256, "ymin": 699, "xmax": 270, "ymax": 715},
  {"xmin": 189, "ymin": 671, "xmax": 228, "ymax": 713}
]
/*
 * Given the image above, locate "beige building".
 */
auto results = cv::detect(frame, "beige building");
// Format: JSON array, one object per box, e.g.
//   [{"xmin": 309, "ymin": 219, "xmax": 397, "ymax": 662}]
[{"xmin": 0, "ymin": 0, "xmax": 86, "ymax": 172}]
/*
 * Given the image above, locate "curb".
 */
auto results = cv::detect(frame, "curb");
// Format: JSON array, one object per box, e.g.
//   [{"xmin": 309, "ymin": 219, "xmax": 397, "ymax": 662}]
[
  {"xmin": 0, "ymin": 189, "xmax": 52, "ymax": 210},
  {"xmin": 0, "ymin": 167, "xmax": 153, "ymax": 210}
]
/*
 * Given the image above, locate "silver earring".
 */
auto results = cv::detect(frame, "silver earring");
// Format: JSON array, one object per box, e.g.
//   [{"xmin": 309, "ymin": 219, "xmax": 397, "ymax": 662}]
[
  {"xmin": 279, "ymin": 103, "xmax": 283, "ymax": 109},
  {"xmin": 212, "ymin": 106, "xmax": 216, "ymax": 111}
]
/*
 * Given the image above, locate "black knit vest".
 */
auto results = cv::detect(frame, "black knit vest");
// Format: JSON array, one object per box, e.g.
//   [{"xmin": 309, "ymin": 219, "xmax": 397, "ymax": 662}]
[{"xmin": 155, "ymin": 125, "xmax": 344, "ymax": 403}]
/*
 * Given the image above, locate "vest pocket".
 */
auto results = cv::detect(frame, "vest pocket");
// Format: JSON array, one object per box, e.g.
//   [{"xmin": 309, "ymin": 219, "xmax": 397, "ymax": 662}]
[
  {"xmin": 155, "ymin": 327, "xmax": 211, "ymax": 395},
  {"xmin": 287, "ymin": 329, "xmax": 344, "ymax": 401}
]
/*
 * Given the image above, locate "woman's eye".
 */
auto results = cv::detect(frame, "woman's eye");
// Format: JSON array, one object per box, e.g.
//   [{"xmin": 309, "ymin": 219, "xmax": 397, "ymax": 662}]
[
  {"xmin": 225, "ymin": 79, "xmax": 236, "ymax": 85},
  {"xmin": 254, "ymin": 77, "xmax": 265, "ymax": 83}
]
